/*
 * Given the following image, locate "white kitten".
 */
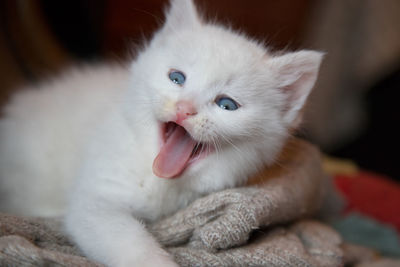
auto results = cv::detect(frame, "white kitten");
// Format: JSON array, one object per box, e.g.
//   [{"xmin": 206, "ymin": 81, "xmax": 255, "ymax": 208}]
[{"xmin": 0, "ymin": 0, "xmax": 322, "ymax": 265}]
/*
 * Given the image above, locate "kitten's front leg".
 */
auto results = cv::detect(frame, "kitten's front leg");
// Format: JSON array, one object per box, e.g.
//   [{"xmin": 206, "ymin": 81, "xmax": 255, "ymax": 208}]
[{"xmin": 65, "ymin": 192, "xmax": 178, "ymax": 267}]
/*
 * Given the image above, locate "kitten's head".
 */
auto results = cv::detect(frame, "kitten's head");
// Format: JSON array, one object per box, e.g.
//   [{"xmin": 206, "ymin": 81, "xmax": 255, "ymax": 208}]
[{"xmin": 129, "ymin": 0, "xmax": 323, "ymax": 192}]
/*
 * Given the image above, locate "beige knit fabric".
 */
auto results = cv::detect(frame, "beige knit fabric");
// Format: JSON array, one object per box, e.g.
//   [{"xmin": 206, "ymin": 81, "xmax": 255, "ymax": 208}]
[
  {"xmin": 2, "ymin": 214, "xmax": 398, "ymax": 267},
  {"xmin": 1, "ymin": 138, "xmax": 398, "ymax": 266},
  {"xmin": 167, "ymin": 220, "xmax": 344, "ymax": 267},
  {"xmin": 0, "ymin": 214, "xmax": 100, "ymax": 266},
  {"xmin": 150, "ymin": 138, "xmax": 327, "ymax": 251}
]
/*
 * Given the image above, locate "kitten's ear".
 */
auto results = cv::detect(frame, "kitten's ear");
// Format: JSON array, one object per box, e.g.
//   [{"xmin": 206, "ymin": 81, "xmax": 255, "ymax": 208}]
[
  {"xmin": 163, "ymin": 0, "xmax": 201, "ymax": 30},
  {"xmin": 267, "ymin": 50, "xmax": 324, "ymax": 128}
]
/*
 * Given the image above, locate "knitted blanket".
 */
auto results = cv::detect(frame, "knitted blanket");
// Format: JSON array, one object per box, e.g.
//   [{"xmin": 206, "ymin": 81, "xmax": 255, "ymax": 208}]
[{"xmin": 1, "ymin": 138, "xmax": 399, "ymax": 266}]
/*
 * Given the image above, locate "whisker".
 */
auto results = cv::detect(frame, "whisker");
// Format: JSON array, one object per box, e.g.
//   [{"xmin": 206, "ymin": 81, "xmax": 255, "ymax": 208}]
[
  {"xmin": 219, "ymin": 132, "xmax": 242, "ymax": 155},
  {"xmin": 212, "ymin": 136, "xmax": 221, "ymax": 160}
]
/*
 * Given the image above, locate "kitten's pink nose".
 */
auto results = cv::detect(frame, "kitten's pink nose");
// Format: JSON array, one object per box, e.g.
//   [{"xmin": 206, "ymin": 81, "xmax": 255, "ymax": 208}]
[{"xmin": 175, "ymin": 100, "xmax": 197, "ymax": 124}]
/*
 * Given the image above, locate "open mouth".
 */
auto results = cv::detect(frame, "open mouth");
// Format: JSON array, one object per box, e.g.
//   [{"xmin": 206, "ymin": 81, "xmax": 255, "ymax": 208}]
[{"xmin": 152, "ymin": 121, "xmax": 210, "ymax": 178}]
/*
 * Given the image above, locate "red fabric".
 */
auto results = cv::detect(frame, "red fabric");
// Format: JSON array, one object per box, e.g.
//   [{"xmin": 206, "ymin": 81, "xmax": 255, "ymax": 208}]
[{"xmin": 334, "ymin": 171, "xmax": 400, "ymax": 232}]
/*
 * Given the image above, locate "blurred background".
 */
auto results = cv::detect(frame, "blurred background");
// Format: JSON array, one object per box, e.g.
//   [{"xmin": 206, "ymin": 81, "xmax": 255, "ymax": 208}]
[{"xmin": 0, "ymin": 0, "xmax": 399, "ymax": 180}]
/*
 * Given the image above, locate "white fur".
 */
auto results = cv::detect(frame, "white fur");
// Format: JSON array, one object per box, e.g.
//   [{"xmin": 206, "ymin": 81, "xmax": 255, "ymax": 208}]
[{"xmin": 0, "ymin": 0, "xmax": 323, "ymax": 266}]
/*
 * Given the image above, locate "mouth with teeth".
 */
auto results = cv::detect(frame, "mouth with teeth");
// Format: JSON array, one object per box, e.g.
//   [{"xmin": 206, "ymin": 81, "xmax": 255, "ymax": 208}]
[{"xmin": 152, "ymin": 121, "xmax": 211, "ymax": 178}]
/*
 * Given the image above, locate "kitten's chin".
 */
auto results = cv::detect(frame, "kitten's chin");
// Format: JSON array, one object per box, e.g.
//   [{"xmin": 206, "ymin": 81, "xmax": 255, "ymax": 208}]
[{"xmin": 152, "ymin": 121, "xmax": 213, "ymax": 179}]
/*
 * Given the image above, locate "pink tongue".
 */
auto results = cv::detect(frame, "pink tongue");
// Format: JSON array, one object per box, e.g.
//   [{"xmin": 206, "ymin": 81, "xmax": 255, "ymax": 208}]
[{"xmin": 153, "ymin": 125, "xmax": 197, "ymax": 178}]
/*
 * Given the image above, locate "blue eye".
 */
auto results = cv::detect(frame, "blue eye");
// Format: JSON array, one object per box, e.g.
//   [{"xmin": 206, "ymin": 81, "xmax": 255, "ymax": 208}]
[
  {"xmin": 169, "ymin": 70, "xmax": 186, "ymax": 85},
  {"xmin": 216, "ymin": 97, "xmax": 239, "ymax": 111}
]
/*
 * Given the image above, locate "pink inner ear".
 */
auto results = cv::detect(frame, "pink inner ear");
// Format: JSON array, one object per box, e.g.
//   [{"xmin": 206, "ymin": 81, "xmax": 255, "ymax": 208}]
[
  {"xmin": 282, "ymin": 72, "xmax": 313, "ymax": 107},
  {"xmin": 268, "ymin": 51, "xmax": 323, "ymax": 127},
  {"xmin": 279, "ymin": 71, "xmax": 317, "ymax": 127}
]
